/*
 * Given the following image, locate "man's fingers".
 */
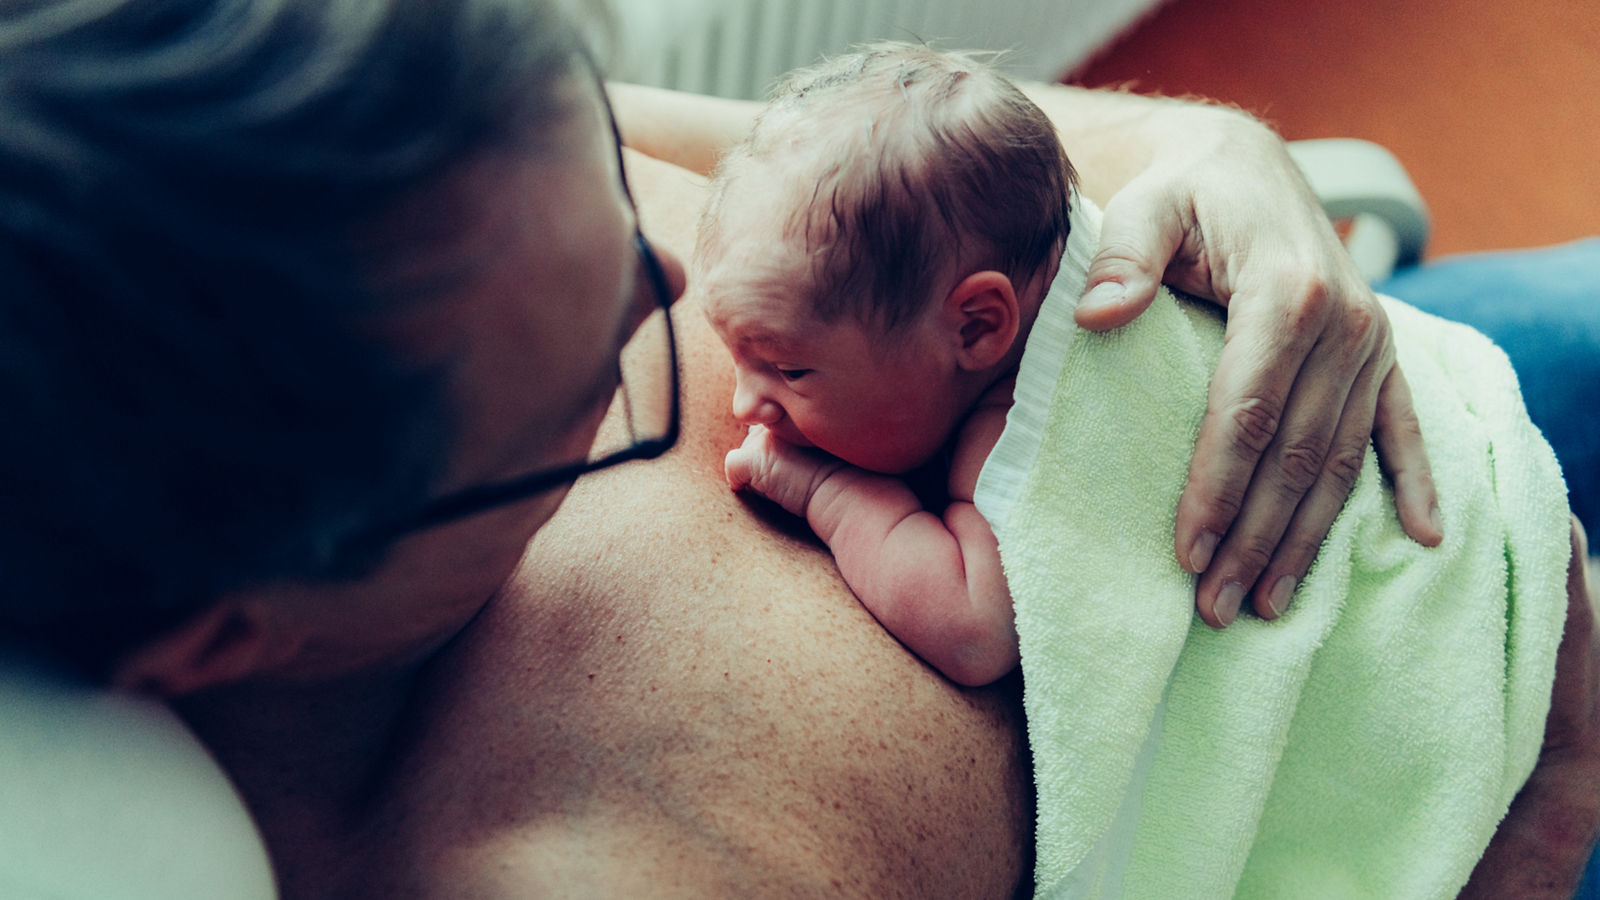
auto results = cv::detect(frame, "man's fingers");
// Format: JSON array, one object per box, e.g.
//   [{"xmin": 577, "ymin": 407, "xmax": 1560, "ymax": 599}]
[
  {"xmin": 1372, "ymin": 366, "xmax": 1442, "ymax": 547},
  {"xmin": 1073, "ymin": 280, "xmax": 1151, "ymax": 331},
  {"xmin": 1244, "ymin": 359, "xmax": 1383, "ymax": 621},
  {"xmin": 1190, "ymin": 338, "xmax": 1364, "ymax": 627},
  {"xmin": 1075, "ymin": 184, "xmax": 1184, "ymax": 332},
  {"xmin": 1176, "ymin": 390, "xmax": 1284, "ymax": 579},
  {"xmin": 1174, "ymin": 295, "xmax": 1324, "ymax": 576}
]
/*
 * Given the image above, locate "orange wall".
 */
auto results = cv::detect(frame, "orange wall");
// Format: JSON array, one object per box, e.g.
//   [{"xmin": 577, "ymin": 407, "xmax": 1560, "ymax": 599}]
[{"xmin": 1072, "ymin": 0, "xmax": 1600, "ymax": 258}]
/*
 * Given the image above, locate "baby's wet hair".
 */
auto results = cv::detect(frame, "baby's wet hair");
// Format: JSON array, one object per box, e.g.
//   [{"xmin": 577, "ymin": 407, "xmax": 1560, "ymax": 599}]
[{"xmin": 702, "ymin": 41, "xmax": 1074, "ymax": 332}]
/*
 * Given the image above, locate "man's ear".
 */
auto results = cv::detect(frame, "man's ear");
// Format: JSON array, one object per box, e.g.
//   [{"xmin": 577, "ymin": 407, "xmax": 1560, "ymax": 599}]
[
  {"xmin": 944, "ymin": 270, "xmax": 1020, "ymax": 371},
  {"xmin": 111, "ymin": 600, "xmax": 292, "ymax": 696}
]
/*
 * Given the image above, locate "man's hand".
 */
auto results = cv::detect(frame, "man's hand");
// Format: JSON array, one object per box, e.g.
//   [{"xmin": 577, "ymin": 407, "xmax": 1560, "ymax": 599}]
[
  {"xmin": 1073, "ymin": 113, "xmax": 1442, "ymax": 627},
  {"xmin": 1462, "ymin": 519, "xmax": 1600, "ymax": 897}
]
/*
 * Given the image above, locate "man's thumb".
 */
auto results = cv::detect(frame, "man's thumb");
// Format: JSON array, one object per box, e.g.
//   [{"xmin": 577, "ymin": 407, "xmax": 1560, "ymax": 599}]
[{"xmin": 1075, "ymin": 190, "xmax": 1182, "ymax": 330}]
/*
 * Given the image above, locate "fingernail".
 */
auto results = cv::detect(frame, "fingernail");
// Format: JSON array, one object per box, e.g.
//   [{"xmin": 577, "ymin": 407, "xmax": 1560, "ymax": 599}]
[
  {"xmin": 1215, "ymin": 582, "xmax": 1245, "ymax": 627},
  {"xmin": 1429, "ymin": 504, "xmax": 1443, "ymax": 540},
  {"xmin": 1268, "ymin": 575, "xmax": 1296, "ymax": 618},
  {"xmin": 1188, "ymin": 530, "xmax": 1219, "ymax": 574},
  {"xmin": 1078, "ymin": 281, "xmax": 1125, "ymax": 311}
]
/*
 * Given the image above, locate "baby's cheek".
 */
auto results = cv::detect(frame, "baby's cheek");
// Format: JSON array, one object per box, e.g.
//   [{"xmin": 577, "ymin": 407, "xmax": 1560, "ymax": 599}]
[
  {"xmin": 840, "ymin": 427, "xmax": 945, "ymax": 476},
  {"xmin": 811, "ymin": 435, "xmax": 888, "ymax": 473}
]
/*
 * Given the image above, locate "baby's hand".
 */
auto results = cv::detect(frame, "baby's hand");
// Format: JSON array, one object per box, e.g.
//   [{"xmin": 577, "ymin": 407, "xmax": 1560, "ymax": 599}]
[{"xmin": 724, "ymin": 425, "xmax": 843, "ymax": 518}]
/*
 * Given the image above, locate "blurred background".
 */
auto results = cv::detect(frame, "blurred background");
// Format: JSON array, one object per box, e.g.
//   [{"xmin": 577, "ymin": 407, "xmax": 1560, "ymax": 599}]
[
  {"xmin": 603, "ymin": 0, "xmax": 1598, "ymax": 260},
  {"xmin": 1068, "ymin": 0, "xmax": 1598, "ymax": 259}
]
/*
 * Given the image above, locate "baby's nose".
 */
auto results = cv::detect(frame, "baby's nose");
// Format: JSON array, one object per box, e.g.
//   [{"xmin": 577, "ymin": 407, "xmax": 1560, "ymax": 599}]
[{"xmin": 731, "ymin": 373, "xmax": 783, "ymax": 426}]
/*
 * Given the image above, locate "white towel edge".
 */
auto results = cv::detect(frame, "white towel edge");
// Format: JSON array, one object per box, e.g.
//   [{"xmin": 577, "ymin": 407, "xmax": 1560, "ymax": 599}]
[{"xmin": 974, "ymin": 191, "xmax": 1101, "ymax": 534}]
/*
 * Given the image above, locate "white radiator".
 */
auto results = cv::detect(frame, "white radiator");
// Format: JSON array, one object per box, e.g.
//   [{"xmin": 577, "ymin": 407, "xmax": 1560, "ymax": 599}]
[{"xmin": 601, "ymin": 0, "xmax": 1167, "ymax": 100}]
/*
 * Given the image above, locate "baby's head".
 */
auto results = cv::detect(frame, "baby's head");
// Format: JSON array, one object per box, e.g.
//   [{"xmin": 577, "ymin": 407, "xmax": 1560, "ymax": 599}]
[{"xmin": 696, "ymin": 41, "xmax": 1074, "ymax": 473}]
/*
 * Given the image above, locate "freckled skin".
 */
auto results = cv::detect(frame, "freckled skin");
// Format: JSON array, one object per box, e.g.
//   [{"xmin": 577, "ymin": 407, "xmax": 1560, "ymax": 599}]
[{"xmin": 360, "ymin": 154, "xmax": 1031, "ymax": 898}]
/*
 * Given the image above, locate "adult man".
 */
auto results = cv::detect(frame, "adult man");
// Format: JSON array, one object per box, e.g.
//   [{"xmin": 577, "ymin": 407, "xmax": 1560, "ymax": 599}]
[{"xmin": 1, "ymin": 1, "xmax": 1593, "ymax": 896}]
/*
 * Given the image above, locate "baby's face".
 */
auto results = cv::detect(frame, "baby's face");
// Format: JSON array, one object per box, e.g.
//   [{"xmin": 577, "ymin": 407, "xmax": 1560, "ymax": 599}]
[{"xmin": 697, "ymin": 183, "xmax": 969, "ymax": 474}]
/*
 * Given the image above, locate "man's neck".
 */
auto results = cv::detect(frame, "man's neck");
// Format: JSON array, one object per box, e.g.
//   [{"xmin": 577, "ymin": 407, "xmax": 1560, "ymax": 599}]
[{"xmin": 175, "ymin": 662, "xmax": 425, "ymax": 893}]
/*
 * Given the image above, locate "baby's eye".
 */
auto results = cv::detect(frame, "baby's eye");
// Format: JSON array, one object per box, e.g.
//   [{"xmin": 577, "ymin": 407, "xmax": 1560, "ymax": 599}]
[{"xmin": 776, "ymin": 367, "xmax": 812, "ymax": 382}]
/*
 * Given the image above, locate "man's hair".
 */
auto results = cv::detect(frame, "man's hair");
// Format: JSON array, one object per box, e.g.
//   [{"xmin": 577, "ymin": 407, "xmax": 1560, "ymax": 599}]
[
  {"xmin": 701, "ymin": 41, "xmax": 1075, "ymax": 331},
  {"xmin": 0, "ymin": 0, "xmax": 585, "ymax": 675}
]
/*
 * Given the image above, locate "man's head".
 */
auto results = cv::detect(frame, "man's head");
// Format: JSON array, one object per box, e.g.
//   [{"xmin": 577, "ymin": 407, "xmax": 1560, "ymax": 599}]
[
  {"xmin": 0, "ymin": 0, "xmax": 682, "ymax": 680},
  {"xmin": 696, "ymin": 42, "xmax": 1073, "ymax": 473}
]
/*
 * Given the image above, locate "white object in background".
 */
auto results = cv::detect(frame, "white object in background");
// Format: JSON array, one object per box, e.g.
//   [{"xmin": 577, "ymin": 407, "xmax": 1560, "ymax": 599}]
[
  {"xmin": 0, "ymin": 649, "xmax": 277, "ymax": 900},
  {"xmin": 604, "ymin": 0, "xmax": 1167, "ymax": 99},
  {"xmin": 1289, "ymin": 138, "xmax": 1431, "ymax": 283}
]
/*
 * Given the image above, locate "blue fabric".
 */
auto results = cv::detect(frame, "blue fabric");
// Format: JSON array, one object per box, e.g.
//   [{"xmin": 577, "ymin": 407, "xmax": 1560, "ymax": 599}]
[{"xmin": 1379, "ymin": 238, "xmax": 1600, "ymax": 535}]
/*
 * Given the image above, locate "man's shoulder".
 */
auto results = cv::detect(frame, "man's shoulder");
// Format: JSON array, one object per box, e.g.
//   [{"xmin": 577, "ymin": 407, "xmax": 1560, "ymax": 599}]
[{"xmin": 376, "ymin": 816, "xmax": 753, "ymax": 899}]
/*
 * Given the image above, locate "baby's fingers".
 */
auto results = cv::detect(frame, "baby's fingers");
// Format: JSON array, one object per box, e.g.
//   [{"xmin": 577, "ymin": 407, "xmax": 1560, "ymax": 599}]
[
  {"xmin": 724, "ymin": 447, "xmax": 756, "ymax": 492},
  {"xmin": 724, "ymin": 424, "xmax": 772, "ymax": 492}
]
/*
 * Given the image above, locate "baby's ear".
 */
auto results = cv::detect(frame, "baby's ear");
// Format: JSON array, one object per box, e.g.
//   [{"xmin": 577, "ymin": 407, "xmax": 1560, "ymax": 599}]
[{"xmin": 944, "ymin": 270, "xmax": 1020, "ymax": 371}]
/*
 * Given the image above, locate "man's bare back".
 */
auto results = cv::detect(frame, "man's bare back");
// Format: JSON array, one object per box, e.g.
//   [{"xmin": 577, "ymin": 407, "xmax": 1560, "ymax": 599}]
[
  {"xmin": 358, "ymin": 154, "xmax": 1032, "ymax": 898},
  {"xmin": 307, "ymin": 150, "xmax": 1599, "ymax": 900}
]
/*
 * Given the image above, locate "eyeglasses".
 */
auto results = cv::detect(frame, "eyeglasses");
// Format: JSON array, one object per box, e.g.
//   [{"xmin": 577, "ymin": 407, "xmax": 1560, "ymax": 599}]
[{"xmin": 350, "ymin": 53, "xmax": 680, "ymax": 548}]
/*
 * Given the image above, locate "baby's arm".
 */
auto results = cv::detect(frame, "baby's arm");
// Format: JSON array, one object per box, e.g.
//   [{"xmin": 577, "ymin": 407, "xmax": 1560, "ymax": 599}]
[{"xmin": 725, "ymin": 422, "xmax": 1017, "ymax": 687}]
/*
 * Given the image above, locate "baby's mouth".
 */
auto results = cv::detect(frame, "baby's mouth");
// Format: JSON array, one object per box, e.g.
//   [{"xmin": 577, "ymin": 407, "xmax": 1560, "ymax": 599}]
[{"xmin": 768, "ymin": 422, "xmax": 814, "ymax": 449}]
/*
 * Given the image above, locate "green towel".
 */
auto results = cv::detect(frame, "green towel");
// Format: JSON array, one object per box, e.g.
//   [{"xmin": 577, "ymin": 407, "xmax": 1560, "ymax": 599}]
[{"xmin": 973, "ymin": 196, "xmax": 1572, "ymax": 898}]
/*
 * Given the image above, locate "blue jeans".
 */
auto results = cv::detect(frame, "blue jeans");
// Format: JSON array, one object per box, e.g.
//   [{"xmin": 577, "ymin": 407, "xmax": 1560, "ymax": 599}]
[
  {"xmin": 1379, "ymin": 238, "xmax": 1600, "ymax": 538},
  {"xmin": 1382, "ymin": 238, "xmax": 1600, "ymax": 897}
]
